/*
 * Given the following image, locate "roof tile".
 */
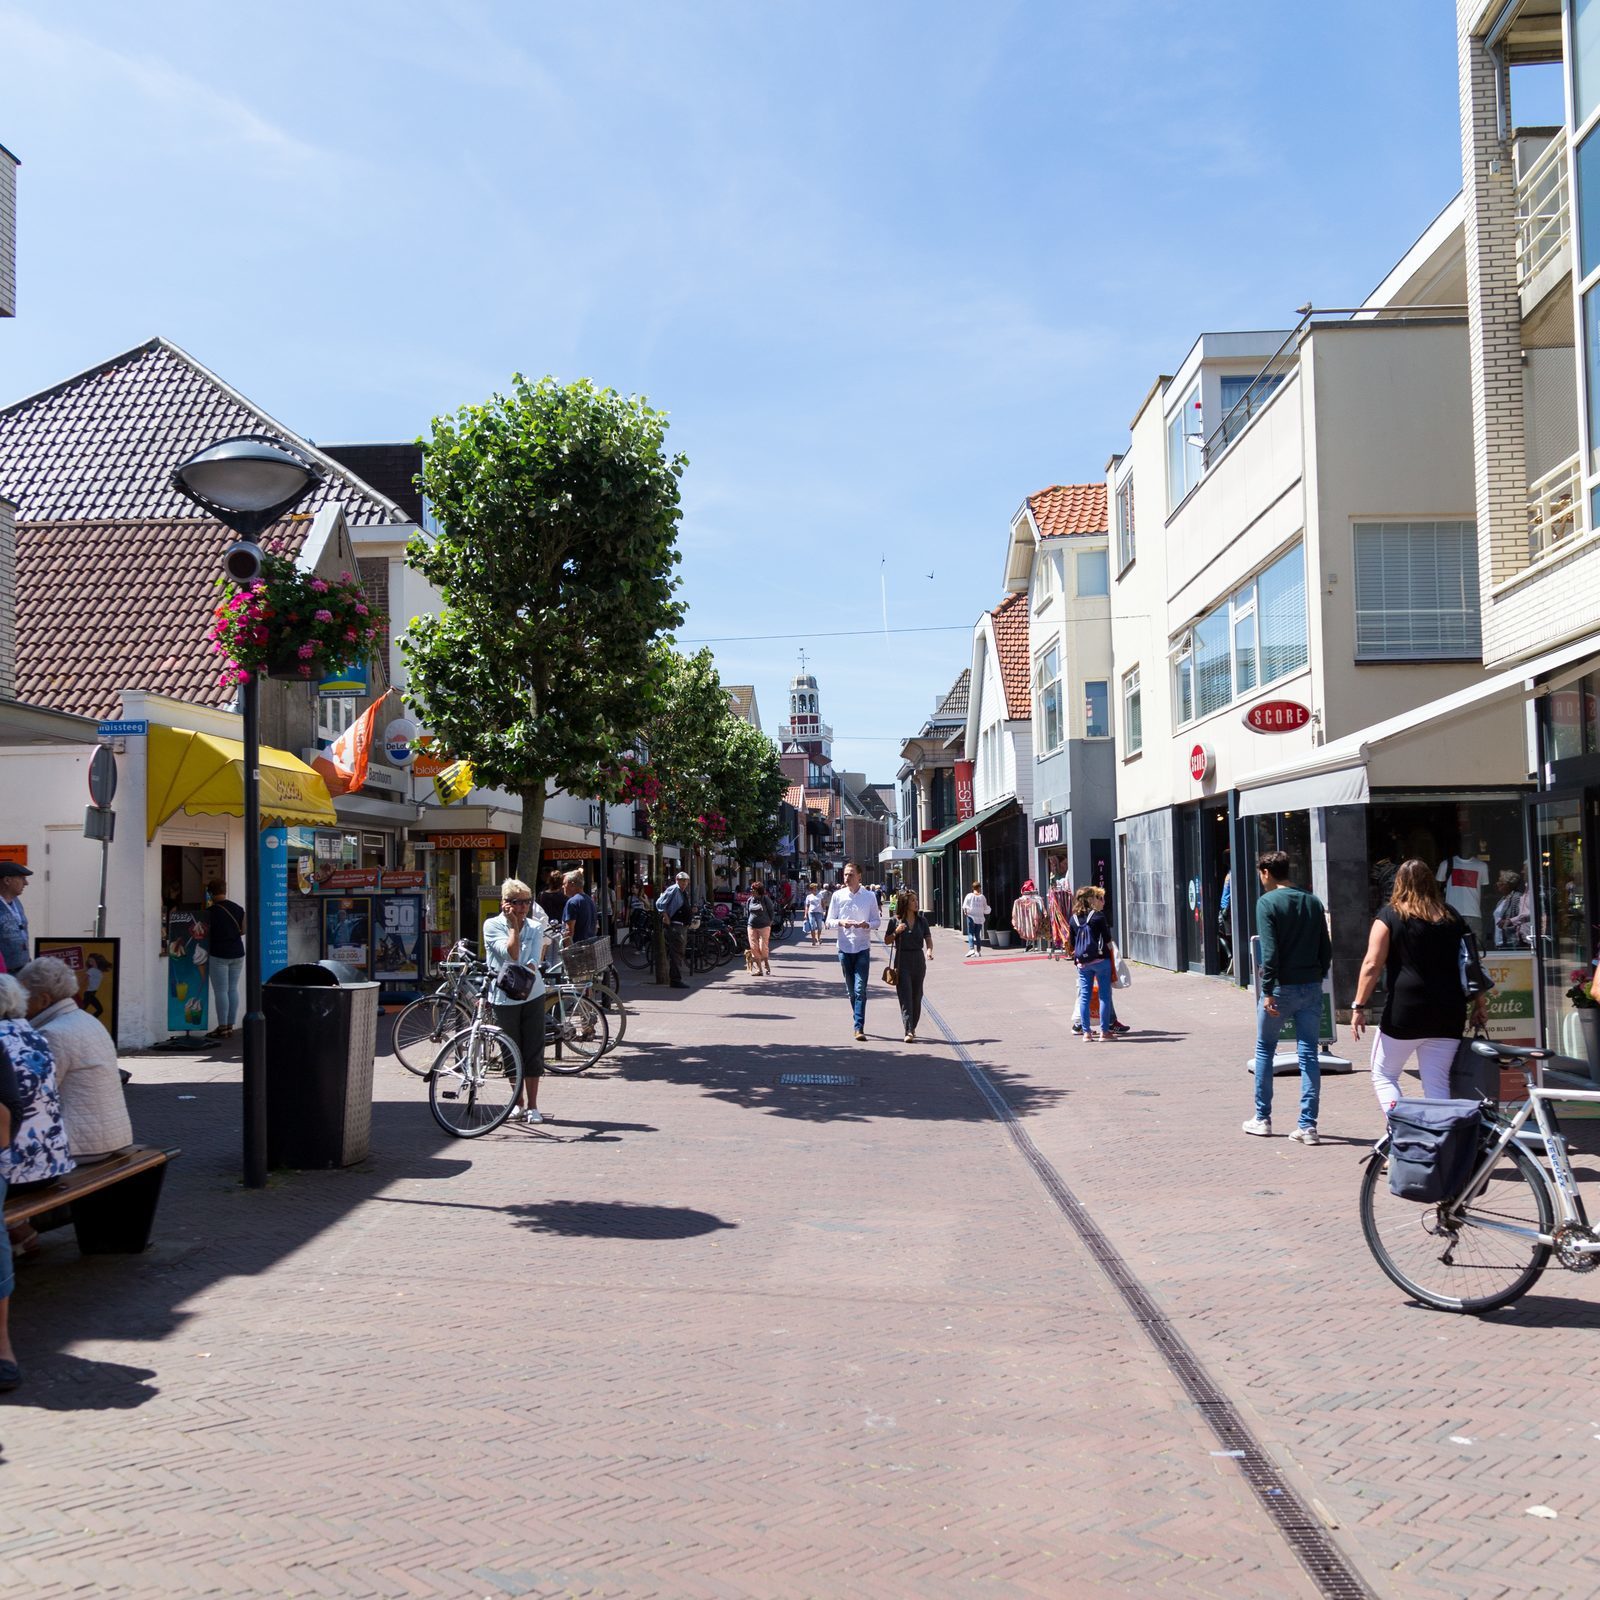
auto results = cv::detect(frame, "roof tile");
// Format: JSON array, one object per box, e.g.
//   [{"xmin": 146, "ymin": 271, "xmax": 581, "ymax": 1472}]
[
  {"xmin": 990, "ymin": 591, "xmax": 1031, "ymax": 720},
  {"xmin": 1026, "ymin": 482, "xmax": 1107, "ymax": 539}
]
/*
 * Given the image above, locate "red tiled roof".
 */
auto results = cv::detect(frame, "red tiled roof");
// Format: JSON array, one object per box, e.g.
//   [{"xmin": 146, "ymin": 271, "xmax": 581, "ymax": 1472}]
[
  {"xmin": 0, "ymin": 338, "xmax": 409, "ymax": 527},
  {"xmin": 783, "ymin": 783, "xmax": 805, "ymax": 810},
  {"xmin": 1026, "ymin": 483, "xmax": 1107, "ymax": 539},
  {"xmin": 991, "ymin": 591, "xmax": 1030, "ymax": 720},
  {"xmin": 15, "ymin": 516, "xmax": 314, "ymax": 718}
]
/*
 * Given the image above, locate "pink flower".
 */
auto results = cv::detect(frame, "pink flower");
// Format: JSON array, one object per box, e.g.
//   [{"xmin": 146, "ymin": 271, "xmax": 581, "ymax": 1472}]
[
  {"xmin": 298, "ymin": 665, "xmax": 313, "ymax": 678},
  {"xmin": 314, "ymin": 609, "xmax": 333, "ymax": 623},
  {"xmin": 354, "ymin": 603, "xmax": 368, "ymax": 616},
  {"xmin": 345, "ymin": 628, "xmax": 359, "ymax": 642},
  {"xmin": 297, "ymin": 643, "xmax": 316, "ymax": 659},
  {"xmin": 310, "ymin": 578, "xmax": 329, "ymax": 594},
  {"xmin": 235, "ymin": 668, "xmax": 252, "ymax": 684},
  {"xmin": 340, "ymin": 572, "xmax": 352, "ymax": 583}
]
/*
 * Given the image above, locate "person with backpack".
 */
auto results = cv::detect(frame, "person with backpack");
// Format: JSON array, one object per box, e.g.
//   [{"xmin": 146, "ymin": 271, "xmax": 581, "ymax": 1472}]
[
  {"xmin": 1350, "ymin": 858, "xmax": 1488, "ymax": 1117},
  {"xmin": 1068, "ymin": 885, "xmax": 1124, "ymax": 1041},
  {"xmin": 655, "ymin": 872, "xmax": 692, "ymax": 989},
  {"xmin": 1243, "ymin": 850, "xmax": 1331, "ymax": 1144}
]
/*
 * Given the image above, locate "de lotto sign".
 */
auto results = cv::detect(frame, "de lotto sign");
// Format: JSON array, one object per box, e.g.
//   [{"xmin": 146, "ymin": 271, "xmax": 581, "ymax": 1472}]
[{"xmin": 1242, "ymin": 699, "xmax": 1311, "ymax": 734}]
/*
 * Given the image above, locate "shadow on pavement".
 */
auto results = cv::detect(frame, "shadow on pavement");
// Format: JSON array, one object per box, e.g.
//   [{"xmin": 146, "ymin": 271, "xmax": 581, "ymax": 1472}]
[
  {"xmin": 5, "ymin": 1079, "xmax": 470, "ymax": 1415},
  {"xmin": 1477, "ymin": 1291, "xmax": 1600, "ymax": 1330},
  {"xmin": 508, "ymin": 1200, "xmax": 737, "ymax": 1240}
]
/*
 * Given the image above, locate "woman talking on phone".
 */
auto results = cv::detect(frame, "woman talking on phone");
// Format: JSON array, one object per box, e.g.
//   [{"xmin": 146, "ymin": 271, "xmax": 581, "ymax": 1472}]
[{"xmin": 483, "ymin": 877, "xmax": 548, "ymax": 1124}]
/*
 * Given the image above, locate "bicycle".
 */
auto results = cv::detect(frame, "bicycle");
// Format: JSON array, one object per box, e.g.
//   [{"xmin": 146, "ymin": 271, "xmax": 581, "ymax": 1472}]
[
  {"xmin": 1360, "ymin": 1038, "xmax": 1600, "ymax": 1313},
  {"xmin": 617, "ymin": 907, "xmax": 659, "ymax": 971},
  {"xmin": 541, "ymin": 930, "xmax": 628, "ymax": 1058},
  {"xmin": 428, "ymin": 969, "xmax": 524, "ymax": 1138},
  {"xmin": 393, "ymin": 941, "xmax": 479, "ymax": 1076}
]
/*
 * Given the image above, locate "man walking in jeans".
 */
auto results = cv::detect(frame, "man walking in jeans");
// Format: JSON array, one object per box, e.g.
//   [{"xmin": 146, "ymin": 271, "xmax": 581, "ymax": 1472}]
[
  {"xmin": 826, "ymin": 861, "xmax": 881, "ymax": 1041},
  {"xmin": 1243, "ymin": 850, "xmax": 1331, "ymax": 1144}
]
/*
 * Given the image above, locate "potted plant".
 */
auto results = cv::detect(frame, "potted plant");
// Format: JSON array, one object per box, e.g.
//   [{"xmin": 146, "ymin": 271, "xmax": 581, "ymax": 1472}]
[
  {"xmin": 1564, "ymin": 968, "xmax": 1600, "ymax": 1083},
  {"xmin": 211, "ymin": 556, "xmax": 385, "ymax": 687}
]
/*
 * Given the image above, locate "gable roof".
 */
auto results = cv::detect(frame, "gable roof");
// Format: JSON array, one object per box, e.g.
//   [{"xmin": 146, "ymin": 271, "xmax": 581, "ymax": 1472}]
[
  {"xmin": 990, "ymin": 591, "xmax": 1030, "ymax": 719},
  {"xmin": 0, "ymin": 337, "xmax": 411, "ymax": 527},
  {"xmin": 1025, "ymin": 483, "xmax": 1107, "ymax": 539},
  {"xmin": 725, "ymin": 684, "xmax": 759, "ymax": 726},
  {"xmin": 935, "ymin": 668, "xmax": 970, "ymax": 722},
  {"xmin": 16, "ymin": 515, "xmax": 317, "ymax": 718}
]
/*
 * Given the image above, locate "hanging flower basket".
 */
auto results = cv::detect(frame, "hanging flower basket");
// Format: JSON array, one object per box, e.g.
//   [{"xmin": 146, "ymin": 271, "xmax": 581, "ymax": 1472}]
[{"xmin": 211, "ymin": 555, "xmax": 385, "ymax": 687}]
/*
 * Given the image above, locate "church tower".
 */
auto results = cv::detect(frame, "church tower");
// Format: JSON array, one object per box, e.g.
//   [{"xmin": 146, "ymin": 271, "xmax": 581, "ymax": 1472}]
[{"xmin": 779, "ymin": 653, "xmax": 832, "ymax": 763}]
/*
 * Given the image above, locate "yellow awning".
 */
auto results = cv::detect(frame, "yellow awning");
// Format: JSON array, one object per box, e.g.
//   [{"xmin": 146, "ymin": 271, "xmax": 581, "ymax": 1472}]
[{"xmin": 146, "ymin": 725, "xmax": 337, "ymax": 841}]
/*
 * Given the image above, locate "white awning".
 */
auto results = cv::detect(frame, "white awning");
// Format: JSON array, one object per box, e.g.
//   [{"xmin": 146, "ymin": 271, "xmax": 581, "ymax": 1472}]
[
  {"xmin": 1238, "ymin": 765, "xmax": 1369, "ymax": 817},
  {"xmin": 878, "ymin": 847, "xmax": 918, "ymax": 862}
]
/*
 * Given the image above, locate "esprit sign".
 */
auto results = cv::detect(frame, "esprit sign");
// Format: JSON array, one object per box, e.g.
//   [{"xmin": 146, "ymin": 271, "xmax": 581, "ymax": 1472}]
[
  {"xmin": 1242, "ymin": 699, "xmax": 1312, "ymax": 734},
  {"xmin": 1189, "ymin": 743, "xmax": 1214, "ymax": 782}
]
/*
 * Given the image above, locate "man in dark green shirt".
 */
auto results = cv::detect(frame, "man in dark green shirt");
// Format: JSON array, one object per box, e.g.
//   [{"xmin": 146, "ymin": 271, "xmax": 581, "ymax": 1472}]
[{"xmin": 1244, "ymin": 849, "xmax": 1331, "ymax": 1145}]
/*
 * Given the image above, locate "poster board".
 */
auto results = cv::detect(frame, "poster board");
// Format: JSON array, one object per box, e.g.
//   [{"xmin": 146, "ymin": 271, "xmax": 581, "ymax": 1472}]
[
  {"xmin": 372, "ymin": 894, "xmax": 423, "ymax": 984},
  {"xmin": 33, "ymin": 936, "xmax": 120, "ymax": 1041},
  {"xmin": 323, "ymin": 897, "xmax": 372, "ymax": 974},
  {"xmin": 165, "ymin": 908, "xmax": 209, "ymax": 1032}
]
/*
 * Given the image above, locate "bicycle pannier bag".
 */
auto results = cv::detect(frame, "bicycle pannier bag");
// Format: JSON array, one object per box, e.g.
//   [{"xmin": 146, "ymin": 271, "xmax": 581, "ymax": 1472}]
[
  {"xmin": 496, "ymin": 962, "xmax": 538, "ymax": 1002},
  {"xmin": 1386, "ymin": 1098, "xmax": 1483, "ymax": 1203}
]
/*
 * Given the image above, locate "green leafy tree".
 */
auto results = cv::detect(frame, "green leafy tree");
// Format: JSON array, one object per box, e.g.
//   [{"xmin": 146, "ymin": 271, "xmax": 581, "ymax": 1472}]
[
  {"xmin": 708, "ymin": 715, "xmax": 787, "ymax": 868},
  {"xmin": 400, "ymin": 376, "xmax": 685, "ymax": 874}
]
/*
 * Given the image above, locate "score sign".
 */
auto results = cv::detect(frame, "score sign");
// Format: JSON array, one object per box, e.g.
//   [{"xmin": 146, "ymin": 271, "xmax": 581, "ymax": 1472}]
[
  {"xmin": 1242, "ymin": 699, "xmax": 1312, "ymax": 734},
  {"xmin": 1189, "ymin": 743, "xmax": 1213, "ymax": 782}
]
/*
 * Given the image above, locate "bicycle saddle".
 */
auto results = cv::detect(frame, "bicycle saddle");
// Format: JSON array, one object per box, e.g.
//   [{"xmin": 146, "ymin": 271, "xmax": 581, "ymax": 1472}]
[{"xmin": 1470, "ymin": 1039, "xmax": 1552, "ymax": 1060}]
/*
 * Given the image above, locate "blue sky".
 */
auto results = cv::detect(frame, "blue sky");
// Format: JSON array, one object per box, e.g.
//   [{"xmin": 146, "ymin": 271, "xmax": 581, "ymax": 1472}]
[{"xmin": 2, "ymin": 1, "xmax": 1485, "ymax": 777}]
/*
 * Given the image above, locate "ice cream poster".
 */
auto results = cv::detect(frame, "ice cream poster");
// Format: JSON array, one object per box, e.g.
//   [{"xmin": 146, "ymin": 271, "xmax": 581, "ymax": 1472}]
[{"xmin": 166, "ymin": 908, "xmax": 210, "ymax": 1033}]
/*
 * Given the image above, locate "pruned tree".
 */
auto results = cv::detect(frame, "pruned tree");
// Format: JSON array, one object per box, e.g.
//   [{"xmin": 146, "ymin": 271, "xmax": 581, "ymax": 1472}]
[{"xmin": 400, "ymin": 376, "xmax": 685, "ymax": 874}]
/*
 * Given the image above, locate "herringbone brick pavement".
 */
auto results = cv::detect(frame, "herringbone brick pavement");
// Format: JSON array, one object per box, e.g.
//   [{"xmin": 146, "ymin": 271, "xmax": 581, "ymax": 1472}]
[
  {"xmin": 926, "ymin": 939, "xmax": 1600, "ymax": 1600},
  {"xmin": 0, "ymin": 934, "xmax": 1331, "ymax": 1599}
]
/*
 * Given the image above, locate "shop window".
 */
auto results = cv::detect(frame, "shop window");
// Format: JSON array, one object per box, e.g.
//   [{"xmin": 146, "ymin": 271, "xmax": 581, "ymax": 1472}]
[
  {"xmin": 1034, "ymin": 643, "xmax": 1063, "ymax": 754},
  {"xmin": 1540, "ymin": 670, "xmax": 1600, "ymax": 763},
  {"xmin": 1084, "ymin": 680, "xmax": 1110, "ymax": 739},
  {"xmin": 1353, "ymin": 521, "xmax": 1481, "ymax": 660},
  {"xmin": 1122, "ymin": 667, "xmax": 1142, "ymax": 756}
]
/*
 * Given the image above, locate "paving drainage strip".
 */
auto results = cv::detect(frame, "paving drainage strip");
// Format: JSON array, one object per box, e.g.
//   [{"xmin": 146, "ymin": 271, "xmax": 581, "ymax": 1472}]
[{"xmin": 923, "ymin": 999, "xmax": 1377, "ymax": 1600}]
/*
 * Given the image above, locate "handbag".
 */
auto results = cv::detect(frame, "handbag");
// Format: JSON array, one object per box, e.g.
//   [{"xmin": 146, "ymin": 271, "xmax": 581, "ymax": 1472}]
[
  {"xmin": 1113, "ymin": 949, "xmax": 1132, "ymax": 990},
  {"xmin": 496, "ymin": 962, "xmax": 538, "ymax": 1001},
  {"xmin": 881, "ymin": 961, "xmax": 898, "ymax": 986},
  {"xmin": 1449, "ymin": 1028, "xmax": 1500, "ymax": 1101},
  {"xmin": 1457, "ymin": 921, "xmax": 1494, "ymax": 998}
]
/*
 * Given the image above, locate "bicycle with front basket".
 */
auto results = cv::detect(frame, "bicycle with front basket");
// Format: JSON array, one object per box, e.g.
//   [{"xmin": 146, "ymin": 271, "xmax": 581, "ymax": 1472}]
[
  {"xmin": 427, "ymin": 964, "xmax": 524, "ymax": 1138},
  {"xmin": 1360, "ymin": 1038, "xmax": 1600, "ymax": 1312}
]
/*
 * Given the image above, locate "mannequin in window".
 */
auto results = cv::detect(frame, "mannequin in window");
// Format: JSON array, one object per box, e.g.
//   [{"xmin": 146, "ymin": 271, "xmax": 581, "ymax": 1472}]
[{"xmin": 1437, "ymin": 837, "xmax": 1490, "ymax": 944}]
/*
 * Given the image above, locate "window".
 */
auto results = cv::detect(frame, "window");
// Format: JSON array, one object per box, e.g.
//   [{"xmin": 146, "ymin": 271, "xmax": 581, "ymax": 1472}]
[
  {"xmin": 1034, "ymin": 643, "xmax": 1063, "ymax": 754},
  {"xmin": 1352, "ymin": 521, "xmax": 1482, "ymax": 659},
  {"xmin": 1170, "ymin": 543, "xmax": 1308, "ymax": 727},
  {"xmin": 1084, "ymin": 680, "xmax": 1110, "ymax": 739},
  {"xmin": 1577, "ymin": 0, "xmax": 1600, "ymax": 128},
  {"xmin": 1034, "ymin": 550, "xmax": 1059, "ymax": 609},
  {"xmin": 1166, "ymin": 382, "xmax": 1202, "ymax": 510},
  {"xmin": 1218, "ymin": 372, "xmax": 1284, "ymax": 446},
  {"xmin": 1115, "ymin": 474, "xmax": 1135, "ymax": 571},
  {"xmin": 1122, "ymin": 668, "xmax": 1142, "ymax": 756},
  {"xmin": 1076, "ymin": 549, "xmax": 1109, "ymax": 597},
  {"xmin": 1580, "ymin": 128, "xmax": 1600, "ymax": 281},
  {"xmin": 317, "ymin": 694, "xmax": 357, "ymax": 744}
]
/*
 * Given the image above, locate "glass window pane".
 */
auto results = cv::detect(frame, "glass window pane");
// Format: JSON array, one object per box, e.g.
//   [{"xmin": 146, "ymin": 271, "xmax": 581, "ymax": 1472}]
[
  {"xmin": 1124, "ymin": 672, "xmax": 1142, "ymax": 753},
  {"xmin": 1577, "ymin": 0, "xmax": 1600, "ymax": 128},
  {"xmin": 1166, "ymin": 384, "xmax": 1200, "ymax": 511},
  {"xmin": 1076, "ymin": 550, "xmax": 1109, "ymax": 596},
  {"xmin": 1586, "ymin": 671, "xmax": 1600, "ymax": 755},
  {"xmin": 1234, "ymin": 607, "xmax": 1258, "ymax": 693},
  {"xmin": 1352, "ymin": 521, "xmax": 1481, "ymax": 659},
  {"xmin": 1257, "ymin": 546, "xmax": 1308, "ymax": 683},
  {"xmin": 1084, "ymin": 681, "xmax": 1109, "ymax": 739},
  {"xmin": 1586, "ymin": 288, "xmax": 1600, "ymax": 478},
  {"xmin": 1194, "ymin": 608, "xmax": 1233, "ymax": 716},
  {"xmin": 1580, "ymin": 127, "xmax": 1600, "ymax": 281},
  {"xmin": 1174, "ymin": 653, "xmax": 1194, "ymax": 724}
]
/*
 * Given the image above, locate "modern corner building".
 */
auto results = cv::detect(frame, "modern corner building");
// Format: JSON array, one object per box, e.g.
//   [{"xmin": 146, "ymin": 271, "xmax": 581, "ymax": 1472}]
[
  {"xmin": 1453, "ymin": 0, "xmax": 1600, "ymax": 1071},
  {"xmin": 1107, "ymin": 212, "xmax": 1531, "ymax": 1008}
]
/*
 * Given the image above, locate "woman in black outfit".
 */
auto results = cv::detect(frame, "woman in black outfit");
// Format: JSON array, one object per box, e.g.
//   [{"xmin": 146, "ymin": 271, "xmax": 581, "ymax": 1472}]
[
  {"xmin": 884, "ymin": 889, "xmax": 934, "ymax": 1043},
  {"xmin": 1351, "ymin": 858, "xmax": 1487, "ymax": 1115}
]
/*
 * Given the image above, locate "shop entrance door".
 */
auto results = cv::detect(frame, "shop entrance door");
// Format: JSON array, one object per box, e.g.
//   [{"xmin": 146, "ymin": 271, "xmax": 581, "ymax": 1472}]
[
  {"xmin": 1528, "ymin": 793, "xmax": 1593, "ymax": 1065},
  {"xmin": 1179, "ymin": 807, "xmax": 1206, "ymax": 972}
]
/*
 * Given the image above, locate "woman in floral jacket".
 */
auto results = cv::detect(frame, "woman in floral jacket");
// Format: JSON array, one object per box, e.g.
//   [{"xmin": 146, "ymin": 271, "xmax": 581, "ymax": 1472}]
[{"xmin": 0, "ymin": 973, "xmax": 74, "ymax": 1190}]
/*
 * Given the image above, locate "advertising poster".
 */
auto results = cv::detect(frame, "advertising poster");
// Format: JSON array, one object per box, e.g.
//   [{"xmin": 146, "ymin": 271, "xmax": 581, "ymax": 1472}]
[
  {"xmin": 259, "ymin": 826, "xmax": 290, "ymax": 981},
  {"xmin": 324, "ymin": 896, "xmax": 372, "ymax": 973},
  {"xmin": 1483, "ymin": 951, "xmax": 1537, "ymax": 1047},
  {"xmin": 34, "ymin": 936, "xmax": 120, "ymax": 1041},
  {"xmin": 165, "ymin": 908, "xmax": 210, "ymax": 1033},
  {"xmin": 373, "ymin": 894, "xmax": 422, "ymax": 982}
]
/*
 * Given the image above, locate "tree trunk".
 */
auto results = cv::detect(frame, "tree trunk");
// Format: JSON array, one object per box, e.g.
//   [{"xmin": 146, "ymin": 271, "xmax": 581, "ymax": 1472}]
[
  {"xmin": 653, "ymin": 836, "xmax": 668, "ymax": 984},
  {"xmin": 518, "ymin": 783, "xmax": 547, "ymax": 888}
]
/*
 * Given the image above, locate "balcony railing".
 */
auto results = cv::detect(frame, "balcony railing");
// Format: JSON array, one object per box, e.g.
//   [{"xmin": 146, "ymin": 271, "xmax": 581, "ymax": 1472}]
[
  {"xmin": 1516, "ymin": 131, "xmax": 1570, "ymax": 290},
  {"xmin": 1527, "ymin": 451, "xmax": 1582, "ymax": 562}
]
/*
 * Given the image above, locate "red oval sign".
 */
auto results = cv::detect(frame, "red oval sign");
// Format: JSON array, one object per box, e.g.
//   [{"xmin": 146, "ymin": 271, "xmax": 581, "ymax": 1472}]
[
  {"xmin": 1189, "ymin": 743, "xmax": 1213, "ymax": 781},
  {"xmin": 1242, "ymin": 699, "xmax": 1311, "ymax": 734}
]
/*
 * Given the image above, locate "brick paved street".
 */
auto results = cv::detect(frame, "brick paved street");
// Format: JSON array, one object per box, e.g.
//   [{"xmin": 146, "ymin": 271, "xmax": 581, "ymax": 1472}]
[{"xmin": 2, "ymin": 932, "xmax": 1598, "ymax": 1598}]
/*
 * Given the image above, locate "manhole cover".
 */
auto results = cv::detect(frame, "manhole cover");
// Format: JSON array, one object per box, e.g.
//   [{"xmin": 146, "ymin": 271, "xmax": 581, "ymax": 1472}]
[{"xmin": 779, "ymin": 1073, "xmax": 859, "ymax": 1086}]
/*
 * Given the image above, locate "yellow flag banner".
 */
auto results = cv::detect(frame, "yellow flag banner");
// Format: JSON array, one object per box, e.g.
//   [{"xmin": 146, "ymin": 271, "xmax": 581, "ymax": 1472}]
[{"xmin": 433, "ymin": 760, "xmax": 474, "ymax": 807}]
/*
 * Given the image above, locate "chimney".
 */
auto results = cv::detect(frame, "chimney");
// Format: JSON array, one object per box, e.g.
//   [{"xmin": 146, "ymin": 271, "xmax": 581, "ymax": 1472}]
[{"xmin": 0, "ymin": 143, "xmax": 16, "ymax": 318}]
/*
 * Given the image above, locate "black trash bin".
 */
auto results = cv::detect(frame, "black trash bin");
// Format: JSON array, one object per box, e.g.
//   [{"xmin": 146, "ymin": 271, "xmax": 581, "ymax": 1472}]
[{"xmin": 263, "ymin": 963, "xmax": 380, "ymax": 1169}]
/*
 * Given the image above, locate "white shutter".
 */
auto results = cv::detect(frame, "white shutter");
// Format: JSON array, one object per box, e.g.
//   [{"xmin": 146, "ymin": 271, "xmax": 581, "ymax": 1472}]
[{"xmin": 1354, "ymin": 522, "xmax": 1481, "ymax": 659}]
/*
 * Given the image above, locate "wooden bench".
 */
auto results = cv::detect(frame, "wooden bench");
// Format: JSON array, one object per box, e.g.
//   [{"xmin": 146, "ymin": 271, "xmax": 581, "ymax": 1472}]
[{"xmin": 4, "ymin": 1146, "xmax": 178, "ymax": 1254}]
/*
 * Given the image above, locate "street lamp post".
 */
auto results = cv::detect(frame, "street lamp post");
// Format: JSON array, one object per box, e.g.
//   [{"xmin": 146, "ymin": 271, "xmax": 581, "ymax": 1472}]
[{"xmin": 172, "ymin": 436, "xmax": 322, "ymax": 1189}]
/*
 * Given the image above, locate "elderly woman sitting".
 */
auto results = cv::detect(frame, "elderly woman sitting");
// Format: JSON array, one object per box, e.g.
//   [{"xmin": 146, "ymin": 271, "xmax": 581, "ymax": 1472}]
[
  {"xmin": 17, "ymin": 958, "xmax": 133, "ymax": 1161},
  {"xmin": 0, "ymin": 971, "xmax": 74, "ymax": 1281}
]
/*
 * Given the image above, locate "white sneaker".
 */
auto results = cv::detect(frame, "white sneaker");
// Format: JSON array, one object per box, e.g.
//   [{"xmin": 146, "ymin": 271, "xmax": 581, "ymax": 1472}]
[
  {"xmin": 526, "ymin": 1108, "xmax": 546, "ymax": 1124},
  {"xmin": 1289, "ymin": 1125, "xmax": 1320, "ymax": 1146},
  {"xmin": 1241, "ymin": 1117, "xmax": 1272, "ymax": 1137}
]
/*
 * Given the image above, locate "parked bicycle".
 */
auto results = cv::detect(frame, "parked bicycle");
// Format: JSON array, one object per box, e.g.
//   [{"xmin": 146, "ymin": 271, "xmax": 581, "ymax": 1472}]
[
  {"xmin": 393, "ymin": 941, "xmax": 481, "ymax": 1076},
  {"xmin": 428, "ymin": 964, "xmax": 524, "ymax": 1138},
  {"xmin": 1360, "ymin": 1038, "xmax": 1600, "ymax": 1312},
  {"xmin": 541, "ymin": 930, "xmax": 626, "ymax": 1060}
]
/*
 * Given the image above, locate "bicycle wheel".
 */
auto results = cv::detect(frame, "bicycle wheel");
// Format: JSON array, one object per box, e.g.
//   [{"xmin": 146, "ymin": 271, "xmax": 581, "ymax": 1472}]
[
  {"xmin": 618, "ymin": 920, "xmax": 654, "ymax": 970},
  {"xmin": 544, "ymin": 992, "xmax": 609, "ymax": 1073},
  {"xmin": 710, "ymin": 929, "xmax": 738, "ymax": 967},
  {"xmin": 1359, "ymin": 1133, "xmax": 1553, "ymax": 1313},
  {"xmin": 393, "ymin": 993, "xmax": 472, "ymax": 1076},
  {"xmin": 588, "ymin": 983, "xmax": 628, "ymax": 1052},
  {"xmin": 429, "ymin": 1025, "xmax": 523, "ymax": 1137}
]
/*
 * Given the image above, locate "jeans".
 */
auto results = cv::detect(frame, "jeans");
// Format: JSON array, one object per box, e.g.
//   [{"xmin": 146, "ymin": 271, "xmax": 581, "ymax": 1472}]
[
  {"xmin": 964, "ymin": 917, "xmax": 984, "ymax": 952},
  {"xmin": 1254, "ymin": 980, "xmax": 1322, "ymax": 1127},
  {"xmin": 1075, "ymin": 957, "xmax": 1117, "ymax": 1033},
  {"xmin": 209, "ymin": 955, "xmax": 243, "ymax": 1027},
  {"xmin": 839, "ymin": 949, "xmax": 872, "ymax": 1030}
]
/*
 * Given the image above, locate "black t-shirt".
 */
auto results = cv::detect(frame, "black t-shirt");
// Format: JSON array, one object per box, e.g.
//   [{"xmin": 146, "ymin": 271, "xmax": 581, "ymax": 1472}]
[
  {"xmin": 538, "ymin": 889, "xmax": 568, "ymax": 923},
  {"xmin": 746, "ymin": 894, "xmax": 773, "ymax": 929},
  {"xmin": 886, "ymin": 914, "xmax": 931, "ymax": 959},
  {"xmin": 563, "ymin": 893, "xmax": 596, "ymax": 943},
  {"xmin": 207, "ymin": 898, "xmax": 246, "ymax": 959},
  {"xmin": 1377, "ymin": 905, "xmax": 1467, "ymax": 1040}
]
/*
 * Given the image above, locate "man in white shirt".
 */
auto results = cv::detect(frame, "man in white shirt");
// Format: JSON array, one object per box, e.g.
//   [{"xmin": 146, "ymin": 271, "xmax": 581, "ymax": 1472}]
[{"xmin": 826, "ymin": 861, "xmax": 881, "ymax": 1041}]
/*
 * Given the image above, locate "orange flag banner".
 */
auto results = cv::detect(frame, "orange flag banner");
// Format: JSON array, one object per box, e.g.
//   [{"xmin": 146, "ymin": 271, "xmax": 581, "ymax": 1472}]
[{"xmin": 313, "ymin": 688, "xmax": 392, "ymax": 798}]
